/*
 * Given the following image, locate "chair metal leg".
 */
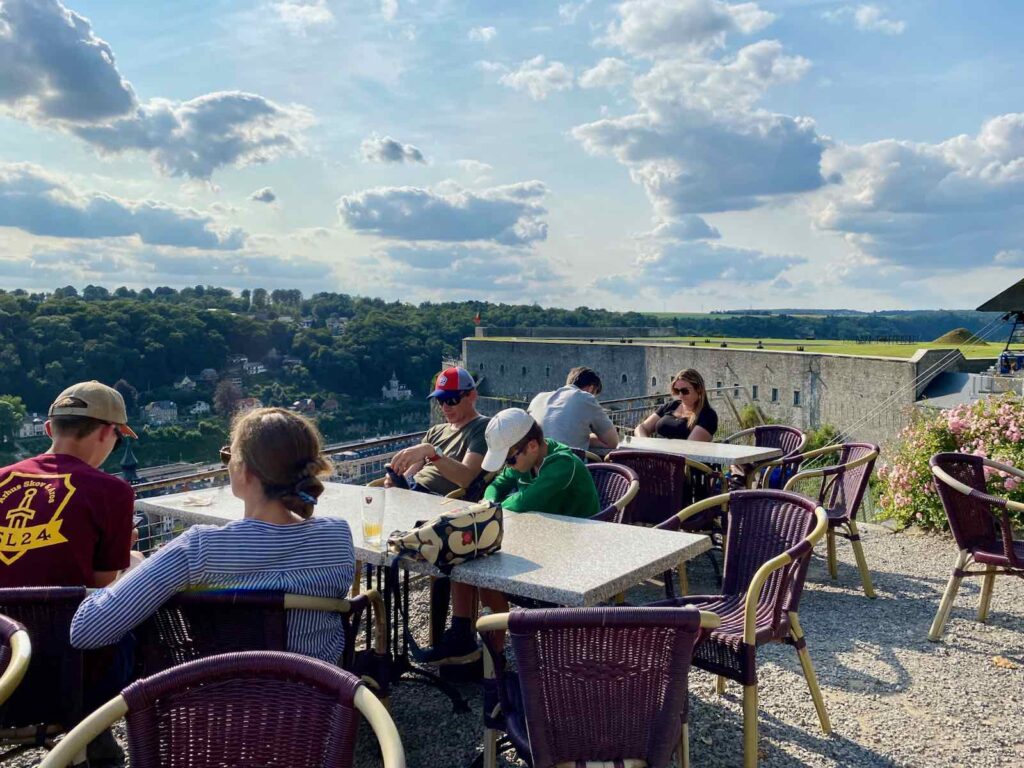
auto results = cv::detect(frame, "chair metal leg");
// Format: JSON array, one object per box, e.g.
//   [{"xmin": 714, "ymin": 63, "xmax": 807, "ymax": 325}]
[
  {"xmin": 352, "ymin": 560, "xmax": 363, "ymax": 596},
  {"xmin": 742, "ymin": 684, "xmax": 758, "ymax": 768},
  {"xmin": 482, "ymin": 727, "xmax": 498, "ymax": 768},
  {"xmin": 789, "ymin": 613, "xmax": 831, "ymax": 735},
  {"xmin": 846, "ymin": 520, "xmax": 876, "ymax": 598},
  {"xmin": 929, "ymin": 550, "xmax": 969, "ymax": 642},
  {"xmin": 716, "ymin": 675, "xmax": 726, "ymax": 695},
  {"xmin": 679, "ymin": 722, "xmax": 690, "ymax": 768},
  {"xmin": 677, "ymin": 563, "xmax": 689, "ymax": 596},
  {"xmin": 826, "ymin": 529, "xmax": 837, "ymax": 580},
  {"xmin": 977, "ymin": 567, "xmax": 996, "ymax": 623}
]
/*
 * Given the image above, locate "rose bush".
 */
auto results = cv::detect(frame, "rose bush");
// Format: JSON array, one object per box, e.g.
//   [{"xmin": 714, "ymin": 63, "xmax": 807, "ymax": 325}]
[{"xmin": 878, "ymin": 394, "xmax": 1024, "ymax": 530}]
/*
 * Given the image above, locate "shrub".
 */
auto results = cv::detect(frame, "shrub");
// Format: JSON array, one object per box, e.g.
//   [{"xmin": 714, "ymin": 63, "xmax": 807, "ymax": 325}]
[{"xmin": 877, "ymin": 394, "xmax": 1024, "ymax": 531}]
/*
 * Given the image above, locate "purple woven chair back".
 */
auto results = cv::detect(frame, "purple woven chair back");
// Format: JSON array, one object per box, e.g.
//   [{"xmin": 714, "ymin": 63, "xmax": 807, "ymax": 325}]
[
  {"xmin": 753, "ymin": 425, "xmax": 806, "ymax": 456},
  {"xmin": 586, "ymin": 463, "xmax": 638, "ymax": 522},
  {"xmin": 507, "ymin": 607, "xmax": 703, "ymax": 768},
  {"xmin": 721, "ymin": 491, "xmax": 819, "ymax": 624},
  {"xmin": 124, "ymin": 651, "xmax": 363, "ymax": 768},
  {"xmin": 606, "ymin": 450, "xmax": 688, "ymax": 526},
  {"xmin": 0, "ymin": 587, "xmax": 85, "ymax": 729},
  {"xmin": 0, "ymin": 613, "xmax": 23, "ymax": 688},
  {"xmin": 821, "ymin": 443, "xmax": 878, "ymax": 523},
  {"xmin": 930, "ymin": 453, "xmax": 1002, "ymax": 553},
  {"xmin": 135, "ymin": 591, "xmax": 289, "ymax": 677}
]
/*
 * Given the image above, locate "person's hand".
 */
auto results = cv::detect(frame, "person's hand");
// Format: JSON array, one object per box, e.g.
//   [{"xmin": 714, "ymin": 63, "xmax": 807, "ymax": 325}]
[{"xmin": 390, "ymin": 444, "xmax": 434, "ymax": 474}]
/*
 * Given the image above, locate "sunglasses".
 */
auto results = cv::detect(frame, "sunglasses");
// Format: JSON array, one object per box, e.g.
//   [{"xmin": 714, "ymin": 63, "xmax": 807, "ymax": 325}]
[
  {"xmin": 506, "ymin": 447, "xmax": 525, "ymax": 466},
  {"xmin": 672, "ymin": 386, "xmax": 692, "ymax": 396},
  {"xmin": 220, "ymin": 445, "xmax": 232, "ymax": 466},
  {"xmin": 436, "ymin": 392, "xmax": 465, "ymax": 407}
]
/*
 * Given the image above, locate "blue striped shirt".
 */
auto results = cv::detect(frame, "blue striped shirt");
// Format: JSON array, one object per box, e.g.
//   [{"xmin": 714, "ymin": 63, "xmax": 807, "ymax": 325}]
[{"xmin": 70, "ymin": 517, "xmax": 355, "ymax": 663}]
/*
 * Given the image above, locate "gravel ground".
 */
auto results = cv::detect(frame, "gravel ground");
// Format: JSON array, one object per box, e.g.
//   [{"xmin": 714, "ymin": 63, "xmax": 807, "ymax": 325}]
[{"xmin": 13, "ymin": 525, "xmax": 1024, "ymax": 767}]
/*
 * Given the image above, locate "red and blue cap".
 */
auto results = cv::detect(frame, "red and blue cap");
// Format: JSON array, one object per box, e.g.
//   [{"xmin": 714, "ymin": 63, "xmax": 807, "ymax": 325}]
[{"xmin": 428, "ymin": 366, "xmax": 476, "ymax": 399}]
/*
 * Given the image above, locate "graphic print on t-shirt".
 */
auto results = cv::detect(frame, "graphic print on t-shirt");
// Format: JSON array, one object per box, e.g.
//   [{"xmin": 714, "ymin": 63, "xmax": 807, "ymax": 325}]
[{"xmin": 0, "ymin": 472, "xmax": 74, "ymax": 565}]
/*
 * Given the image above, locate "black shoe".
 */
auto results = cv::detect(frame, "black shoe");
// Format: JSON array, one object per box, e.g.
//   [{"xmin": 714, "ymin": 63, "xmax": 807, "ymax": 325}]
[
  {"xmin": 419, "ymin": 626, "xmax": 481, "ymax": 666},
  {"xmin": 86, "ymin": 728, "xmax": 125, "ymax": 768}
]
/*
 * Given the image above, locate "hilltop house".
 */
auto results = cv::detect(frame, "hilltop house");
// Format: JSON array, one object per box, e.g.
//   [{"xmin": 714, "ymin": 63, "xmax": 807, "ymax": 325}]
[
  {"xmin": 292, "ymin": 398, "xmax": 316, "ymax": 413},
  {"xmin": 189, "ymin": 401, "xmax": 211, "ymax": 416},
  {"xmin": 382, "ymin": 372, "xmax": 412, "ymax": 401},
  {"xmin": 173, "ymin": 375, "xmax": 196, "ymax": 391},
  {"xmin": 243, "ymin": 361, "xmax": 267, "ymax": 376},
  {"xmin": 18, "ymin": 415, "xmax": 45, "ymax": 438},
  {"xmin": 144, "ymin": 401, "xmax": 178, "ymax": 425},
  {"xmin": 237, "ymin": 397, "xmax": 263, "ymax": 413}
]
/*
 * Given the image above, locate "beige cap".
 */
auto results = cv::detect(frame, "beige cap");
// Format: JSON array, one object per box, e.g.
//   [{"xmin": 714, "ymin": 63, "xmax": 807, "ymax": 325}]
[{"xmin": 48, "ymin": 381, "xmax": 138, "ymax": 439}]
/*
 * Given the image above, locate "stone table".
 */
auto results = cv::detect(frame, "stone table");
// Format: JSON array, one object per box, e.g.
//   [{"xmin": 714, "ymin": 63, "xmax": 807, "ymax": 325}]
[{"xmin": 616, "ymin": 435, "xmax": 782, "ymax": 466}]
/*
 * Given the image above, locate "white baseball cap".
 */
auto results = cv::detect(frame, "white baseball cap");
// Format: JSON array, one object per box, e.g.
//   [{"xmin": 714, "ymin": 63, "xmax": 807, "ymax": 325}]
[{"xmin": 481, "ymin": 408, "xmax": 536, "ymax": 473}]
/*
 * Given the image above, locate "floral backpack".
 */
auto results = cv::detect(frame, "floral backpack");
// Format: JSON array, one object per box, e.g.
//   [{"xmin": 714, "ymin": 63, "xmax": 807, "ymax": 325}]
[{"xmin": 386, "ymin": 501, "xmax": 503, "ymax": 573}]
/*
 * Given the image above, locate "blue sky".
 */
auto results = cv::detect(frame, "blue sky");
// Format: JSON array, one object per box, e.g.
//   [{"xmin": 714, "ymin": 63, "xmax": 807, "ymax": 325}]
[{"xmin": 1, "ymin": 0, "xmax": 1022, "ymax": 311}]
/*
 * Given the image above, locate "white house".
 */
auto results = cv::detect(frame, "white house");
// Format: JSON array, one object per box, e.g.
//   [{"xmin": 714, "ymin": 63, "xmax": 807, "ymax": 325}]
[
  {"xmin": 144, "ymin": 400, "xmax": 179, "ymax": 425},
  {"xmin": 173, "ymin": 375, "xmax": 196, "ymax": 391},
  {"xmin": 189, "ymin": 401, "xmax": 211, "ymax": 416},
  {"xmin": 243, "ymin": 362, "xmax": 267, "ymax": 376},
  {"xmin": 18, "ymin": 415, "xmax": 45, "ymax": 438},
  {"xmin": 382, "ymin": 372, "xmax": 412, "ymax": 401}
]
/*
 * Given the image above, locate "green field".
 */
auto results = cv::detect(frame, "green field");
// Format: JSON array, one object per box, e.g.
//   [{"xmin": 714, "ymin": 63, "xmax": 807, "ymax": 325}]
[{"xmin": 480, "ymin": 336, "xmax": 1011, "ymax": 360}]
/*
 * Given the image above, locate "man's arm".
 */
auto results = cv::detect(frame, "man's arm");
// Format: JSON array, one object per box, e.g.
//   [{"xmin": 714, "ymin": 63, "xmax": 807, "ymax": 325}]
[
  {"xmin": 496, "ymin": 458, "xmax": 574, "ymax": 513},
  {"xmin": 587, "ymin": 398, "xmax": 619, "ymax": 448},
  {"xmin": 484, "ymin": 467, "xmax": 518, "ymax": 503},
  {"xmin": 591, "ymin": 425, "xmax": 620, "ymax": 449}
]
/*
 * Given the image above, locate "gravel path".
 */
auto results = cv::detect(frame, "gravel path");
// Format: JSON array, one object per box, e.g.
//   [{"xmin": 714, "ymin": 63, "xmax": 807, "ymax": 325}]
[{"xmin": 13, "ymin": 525, "xmax": 1023, "ymax": 767}]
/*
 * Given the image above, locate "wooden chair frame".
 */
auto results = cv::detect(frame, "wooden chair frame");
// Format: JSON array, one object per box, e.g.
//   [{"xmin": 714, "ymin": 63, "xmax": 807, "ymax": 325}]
[
  {"xmin": 661, "ymin": 494, "xmax": 830, "ymax": 767},
  {"xmin": 722, "ymin": 426, "xmax": 807, "ymax": 489},
  {"xmin": 928, "ymin": 456, "xmax": 1024, "ymax": 641},
  {"xmin": 476, "ymin": 610, "xmax": 721, "ymax": 768},
  {"xmin": 783, "ymin": 444, "xmax": 879, "ymax": 598},
  {"xmin": 0, "ymin": 626, "xmax": 31, "ymax": 708},
  {"xmin": 39, "ymin": 674, "xmax": 405, "ymax": 768}
]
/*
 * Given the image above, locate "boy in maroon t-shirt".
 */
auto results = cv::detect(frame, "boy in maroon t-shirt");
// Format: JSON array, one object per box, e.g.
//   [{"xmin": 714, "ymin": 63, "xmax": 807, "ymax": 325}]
[{"xmin": 0, "ymin": 380, "xmax": 137, "ymax": 588}]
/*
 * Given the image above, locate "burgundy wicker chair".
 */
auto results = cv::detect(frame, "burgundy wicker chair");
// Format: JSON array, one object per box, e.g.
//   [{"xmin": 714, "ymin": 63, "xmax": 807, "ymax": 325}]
[
  {"xmin": 647, "ymin": 490, "xmax": 829, "ymax": 768},
  {"xmin": 39, "ymin": 651, "xmax": 405, "ymax": 768},
  {"xmin": 783, "ymin": 443, "xmax": 880, "ymax": 597},
  {"xmin": 606, "ymin": 449, "xmax": 717, "ymax": 527},
  {"xmin": 928, "ymin": 452, "xmax": 1024, "ymax": 641},
  {"xmin": 0, "ymin": 615, "xmax": 30, "ymax": 709},
  {"xmin": 723, "ymin": 425, "xmax": 806, "ymax": 489},
  {"xmin": 476, "ymin": 607, "xmax": 719, "ymax": 768},
  {"xmin": 585, "ymin": 462, "xmax": 640, "ymax": 523},
  {"xmin": 0, "ymin": 587, "xmax": 86, "ymax": 760},
  {"xmin": 569, "ymin": 447, "xmax": 601, "ymax": 463},
  {"xmin": 134, "ymin": 590, "xmax": 390, "ymax": 695}
]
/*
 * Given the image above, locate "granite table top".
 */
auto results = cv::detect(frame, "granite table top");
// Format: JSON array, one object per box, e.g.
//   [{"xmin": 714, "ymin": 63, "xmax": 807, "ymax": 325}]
[
  {"xmin": 615, "ymin": 435, "xmax": 782, "ymax": 465},
  {"xmin": 136, "ymin": 482, "xmax": 711, "ymax": 607}
]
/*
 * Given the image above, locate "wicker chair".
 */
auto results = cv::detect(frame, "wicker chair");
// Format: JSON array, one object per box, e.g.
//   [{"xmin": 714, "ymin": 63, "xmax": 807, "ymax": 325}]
[
  {"xmin": 134, "ymin": 590, "xmax": 390, "ymax": 695},
  {"xmin": 39, "ymin": 651, "xmax": 405, "ymax": 768},
  {"xmin": 585, "ymin": 462, "xmax": 640, "ymax": 523},
  {"xmin": 476, "ymin": 607, "xmax": 720, "ymax": 768},
  {"xmin": 647, "ymin": 490, "xmax": 829, "ymax": 768},
  {"xmin": 606, "ymin": 449, "xmax": 717, "ymax": 527},
  {"xmin": 568, "ymin": 447, "xmax": 602, "ymax": 463},
  {"xmin": 0, "ymin": 615, "xmax": 30, "ymax": 708},
  {"xmin": 783, "ymin": 443, "xmax": 880, "ymax": 598},
  {"xmin": 928, "ymin": 452, "xmax": 1024, "ymax": 641},
  {"xmin": 723, "ymin": 425, "xmax": 806, "ymax": 489},
  {"xmin": 0, "ymin": 587, "xmax": 86, "ymax": 762}
]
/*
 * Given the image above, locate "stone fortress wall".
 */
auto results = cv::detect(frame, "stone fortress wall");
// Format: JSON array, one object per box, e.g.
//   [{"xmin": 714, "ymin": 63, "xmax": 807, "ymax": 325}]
[{"xmin": 462, "ymin": 338, "xmax": 966, "ymax": 447}]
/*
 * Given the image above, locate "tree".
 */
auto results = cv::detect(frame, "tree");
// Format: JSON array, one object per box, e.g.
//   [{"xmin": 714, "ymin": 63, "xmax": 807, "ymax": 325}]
[
  {"xmin": 214, "ymin": 379, "xmax": 243, "ymax": 416},
  {"xmin": 114, "ymin": 379, "xmax": 139, "ymax": 414},
  {"xmin": 0, "ymin": 395, "xmax": 27, "ymax": 442}
]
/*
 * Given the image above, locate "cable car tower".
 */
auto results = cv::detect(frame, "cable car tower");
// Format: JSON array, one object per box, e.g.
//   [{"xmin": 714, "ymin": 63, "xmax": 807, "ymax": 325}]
[{"xmin": 977, "ymin": 279, "xmax": 1024, "ymax": 373}]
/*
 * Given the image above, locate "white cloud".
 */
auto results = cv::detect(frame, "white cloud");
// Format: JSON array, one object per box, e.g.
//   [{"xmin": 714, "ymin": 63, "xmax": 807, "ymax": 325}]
[
  {"xmin": 71, "ymin": 92, "xmax": 312, "ymax": 180},
  {"xmin": 499, "ymin": 55, "xmax": 574, "ymax": 101},
  {"xmin": 338, "ymin": 181, "xmax": 548, "ymax": 245},
  {"xmin": 360, "ymin": 134, "xmax": 426, "ymax": 164},
  {"xmin": 823, "ymin": 5, "xmax": 905, "ymax": 35},
  {"xmin": 0, "ymin": 0, "xmax": 136, "ymax": 122},
  {"xmin": 579, "ymin": 58, "xmax": 633, "ymax": 89},
  {"xmin": 604, "ymin": 0, "xmax": 775, "ymax": 59},
  {"xmin": 270, "ymin": 0, "xmax": 335, "ymax": 34},
  {"xmin": 468, "ymin": 26, "xmax": 496, "ymax": 42},
  {"xmin": 558, "ymin": 1, "xmax": 593, "ymax": 24},
  {"xmin": 454, "ymin": 159, "xmax": 493, "ymax": 181},
  {"xmin": 814, "ymin": 113, "xmax": 1024, "ymax": 270},
  {"xmin": 381, "ymin": 0, "xmax": 398, "ymax": 21},
  {"xmin": 250, "ymin": 187, "xmax": 277, "ymax": 203},
  {"xmin": 0, "ymin": 163, "xmax": 245, "ymax": 249}
]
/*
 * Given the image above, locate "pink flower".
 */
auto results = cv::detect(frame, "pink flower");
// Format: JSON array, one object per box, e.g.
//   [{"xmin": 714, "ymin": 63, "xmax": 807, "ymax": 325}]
[{"xmin": 1005, "ymin": 476, "xmax": 1020, "ymax": 492}]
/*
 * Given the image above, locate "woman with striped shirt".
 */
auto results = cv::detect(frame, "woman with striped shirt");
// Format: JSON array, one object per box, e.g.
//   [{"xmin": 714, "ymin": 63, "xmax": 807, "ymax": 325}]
[{"xmin": 71, "ymin": 407, "xmax": 355, "ymax": 663}]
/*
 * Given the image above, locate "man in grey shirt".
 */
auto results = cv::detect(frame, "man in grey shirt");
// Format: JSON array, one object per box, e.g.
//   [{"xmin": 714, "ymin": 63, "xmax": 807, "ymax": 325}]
[{"xmin": 527, "ymin": 367, "xmax": 619, "ymax": 451}]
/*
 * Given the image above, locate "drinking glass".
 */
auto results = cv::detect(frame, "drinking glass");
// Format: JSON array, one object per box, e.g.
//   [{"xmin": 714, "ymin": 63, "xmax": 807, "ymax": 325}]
[{"xmin": 361, "ymin": 487, "xmax": 385, "ymax": 547}]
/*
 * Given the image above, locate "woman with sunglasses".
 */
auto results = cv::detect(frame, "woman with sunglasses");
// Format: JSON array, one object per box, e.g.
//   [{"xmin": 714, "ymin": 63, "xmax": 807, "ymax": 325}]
[
  {"xmin": 70, "ymin": 408, "xmax": 355, "ymax": 664},
  {"xmin": 634, "ymin": 368, "xmax": 718, "ymax": 441}
]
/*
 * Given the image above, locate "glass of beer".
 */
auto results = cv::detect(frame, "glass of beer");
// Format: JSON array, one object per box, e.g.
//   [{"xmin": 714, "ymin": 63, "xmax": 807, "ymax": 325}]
[{"xmin": 361, "ymin": 487, "xmax": 385, "ymax": 547}]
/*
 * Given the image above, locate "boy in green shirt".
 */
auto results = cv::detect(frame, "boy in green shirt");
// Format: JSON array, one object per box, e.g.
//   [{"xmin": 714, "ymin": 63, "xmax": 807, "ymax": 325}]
[{"xmin": 422, "ymin": 408, "xmax": 601, "ymax": 664}]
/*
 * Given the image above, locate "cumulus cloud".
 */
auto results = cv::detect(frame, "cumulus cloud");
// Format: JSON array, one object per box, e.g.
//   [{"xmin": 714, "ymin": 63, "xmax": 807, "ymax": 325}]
[
  {"xmin": 604, "ymin": 0, "xmax": 775, "ymax": 59},
  {"xmin": 0, "ymin": 163, "xmax": 245, "ymax": 249},
  {"xmin": 455, "ymin": 159, "xmax": 493, "ymax": 177},
  {"xmin": 579, "ymin": 58, "xmax": 633, "ymax": 89},
  {"xmin": 381, "ymin": 0, "xmax": 398, "ymax": 21},
  {"xmin": 270, "ymin": 0, "xmax": 335, "ymax": 33},
  {"xmin": 499, "ymin": 56, "xmax": 574, "ymax": 100},
  {"xmin": 823, "ymin": 5, "xmax": 905, "ymax": 35},
  {"xmin": 71, "ymin": 92, "xmax": 311, "ymax": 179},
  {"xmin": 338, "ymin": 181, "xmax": 548, "ymax": 245},
  {"xmin": 559, "ymin": 1, "xmax": 593, "ymax": 24},
  {"xmin": 468, "ymin": 26, "xmax": 496, "ymax": 42},
  {"xmin": 0, "ymin": 0, "xmax": 136, "ymax": 122},
  {"xmin": 250, "ymin": 187, "xmax": 277, "ymax": 203},
  {"xmin": 814, "ymin": 113, "xmax": 1024, "ymax": 270},
  {"xmin": 360, "ymin": 135, "xmax": 426, "ymax": 164}
]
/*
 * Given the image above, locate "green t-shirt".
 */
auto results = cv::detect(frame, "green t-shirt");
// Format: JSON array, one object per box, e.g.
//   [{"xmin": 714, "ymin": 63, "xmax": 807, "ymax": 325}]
[
  {"xmin": 484, "ymin": 439, "xmax": 600, "ymax": 519},
  {"xmin": 412, "ymin": 416, "xmax": 489, "ymax": 496}
]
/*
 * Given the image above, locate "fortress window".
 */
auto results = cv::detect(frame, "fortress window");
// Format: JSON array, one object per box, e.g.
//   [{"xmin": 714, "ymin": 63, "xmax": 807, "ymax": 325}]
[
  {"xmin": 521, "ymin": 366, "xmax": 527, "ymax": 376},
  {"xmin": 621, "ymin": 373, "xmax": 628, "ymax": 384},
  {"xmin": 500, "ymin": 364, "xmax": 505, "ymax": 375},
  {"xmin": 793, "ymin": 390, "xmax": 802, "ymax": 406},
  {"xmin": 752, "ymin": 385, "xmax": 759, "ymax": 400},
  {"xmin": 733, "ymin": 383, "xmax": 740, "ymax": 398},
  {"xmin": 771, "ymin": 388, "xmax": 779, "ymax": 403},
  {"xmin": 651, "ymin": 376, "xmax": 657, "ymax": 388},
  {"xmin": 479, "ymin": 363, "xmax": 485, "ymax": 371},
  {"xmin": 545, "ymin": 366, "xmax": 550, "ymax": 377}
]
